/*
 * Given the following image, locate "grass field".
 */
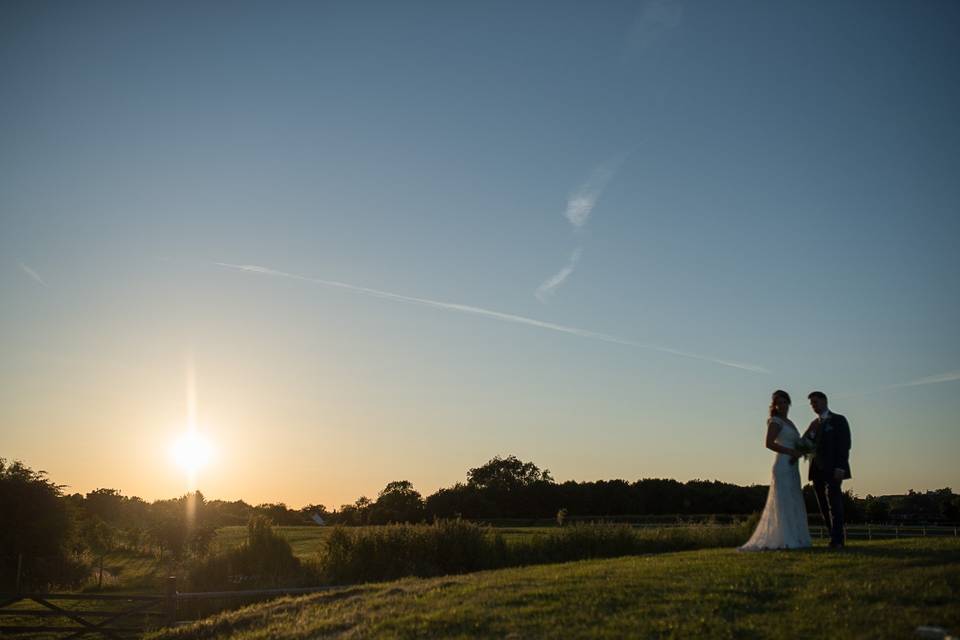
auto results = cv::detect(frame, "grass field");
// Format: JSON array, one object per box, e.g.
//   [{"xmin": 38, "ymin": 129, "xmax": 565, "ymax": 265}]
[
  {"xmin": 82, "ymin": 523, "xmax": 959, "ymax": 594},
  {"xmin": 78, "ymin": 525, "xmax": 559, "ymax": 593},
  {"xmin": 144, "ymin": 537, "xmax": 960, "ymax": 640}
]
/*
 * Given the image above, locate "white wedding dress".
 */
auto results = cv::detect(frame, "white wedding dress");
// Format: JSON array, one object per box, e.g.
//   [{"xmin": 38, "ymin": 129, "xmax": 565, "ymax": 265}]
[{"xmin": 739, "ymin": 416, "xmax": 812, "ymax": 550}]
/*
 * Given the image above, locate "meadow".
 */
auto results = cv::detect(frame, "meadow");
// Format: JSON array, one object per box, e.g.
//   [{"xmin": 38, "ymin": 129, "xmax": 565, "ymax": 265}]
[
  {"xmin": 83, "ymin": 525, "xmax": 558, "ymax": 592},
  {"xmin": 76, "ymin": 522, "xmax": 958, "ymax": 593},
  {"xmin": 145, "ymin": 537, "xmax": 960, "ymax": 640},
  {"xmin": 5, "ymin": 524, "xmax": 958, "ymax": 639}
]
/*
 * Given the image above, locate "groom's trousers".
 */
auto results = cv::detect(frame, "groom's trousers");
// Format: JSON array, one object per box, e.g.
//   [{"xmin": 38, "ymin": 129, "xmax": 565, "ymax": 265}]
[{"xmin": 813, "ymin": 478, "xmax": 845, "ymax": 546}]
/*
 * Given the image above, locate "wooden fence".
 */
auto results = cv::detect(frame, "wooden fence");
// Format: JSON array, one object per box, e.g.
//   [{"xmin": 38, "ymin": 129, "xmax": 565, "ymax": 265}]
[
  {"xmin": 814, "ymin": 524, "xmax": 959, "ymax": 540},
  {"xmin": 0, "ymin": 591, "xmax": 165, "ymax": 638},
  {"xmin": 0, "ymin": 578, "xmax": 337, "ymax": 638}
]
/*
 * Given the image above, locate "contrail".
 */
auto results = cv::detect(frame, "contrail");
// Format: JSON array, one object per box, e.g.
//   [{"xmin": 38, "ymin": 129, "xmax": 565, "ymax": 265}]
[
  {"xmin": 834, "ymin": 370, "xmax": 960, "ymax": 398},
  {"xmin": 896, "ymin": 370, "xmax": 960, "ymax": 387},
  {"xmin": 215, "ymin": 262, "xmax": 769, "ymax": 374},
  {"xmin": 18, "ymin": 262, "xmax": 48, "ymax": 287}
]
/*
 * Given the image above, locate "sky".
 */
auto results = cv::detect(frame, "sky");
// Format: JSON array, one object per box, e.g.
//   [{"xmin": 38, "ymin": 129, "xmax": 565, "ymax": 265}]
[{"xmin": 2, "ymin": 0, "xmax": 958, "ymax": 509}]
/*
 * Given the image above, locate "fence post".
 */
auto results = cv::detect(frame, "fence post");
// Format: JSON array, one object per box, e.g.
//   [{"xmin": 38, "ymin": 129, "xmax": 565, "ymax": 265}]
[
  {"xmin": 15, "ymin": 554, "xmax": 22, "ymax": 594},
  {"xmin": 868, "ymin": 525, "xmax": 872, "ymax": 541},
  {"xmin": 165, "ymin": 576, "xmax": 177, "ymax": 627}
]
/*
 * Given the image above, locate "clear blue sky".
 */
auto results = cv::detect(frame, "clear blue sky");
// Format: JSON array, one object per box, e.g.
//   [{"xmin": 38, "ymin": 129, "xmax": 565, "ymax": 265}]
[{"xmin": 2, "ymin": 0, "xmax": 958, "ymax": 507}]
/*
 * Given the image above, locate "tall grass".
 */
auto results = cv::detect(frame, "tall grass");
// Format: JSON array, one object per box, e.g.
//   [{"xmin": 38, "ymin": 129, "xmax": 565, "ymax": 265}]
[
  {"xmin": 322, "ymin": 519, "xmax": 500, "ymax": 583},
  {"xmin": 506, "ymin": 521, "xmax": 748, "ymax": 565},
  {"xmin": 185, "ymin": 518, "xmax": 753, "ymax": 590},
  {"xmin": 316, "ymin": 520, "xmax": 751, "ymax": 585}
]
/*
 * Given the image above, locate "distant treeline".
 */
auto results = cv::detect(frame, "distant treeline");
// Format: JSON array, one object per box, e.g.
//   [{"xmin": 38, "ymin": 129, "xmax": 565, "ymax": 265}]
[
  {"xmin": 319, "ymin": 456, "xmax": 959, "ymax": 527},
  {"xmin": 2, "ymin": 455, "xmax": 957, "ymax": 590}
]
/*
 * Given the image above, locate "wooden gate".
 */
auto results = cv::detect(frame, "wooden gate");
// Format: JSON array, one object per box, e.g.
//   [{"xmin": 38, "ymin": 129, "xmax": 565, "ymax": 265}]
[
  {"xmin": 0, "ymin": 591, "xmax": 168, "ymax": 638},
  {"xmin": 1, "ymin": 578, "xmax": 336, "ymax": 638}
]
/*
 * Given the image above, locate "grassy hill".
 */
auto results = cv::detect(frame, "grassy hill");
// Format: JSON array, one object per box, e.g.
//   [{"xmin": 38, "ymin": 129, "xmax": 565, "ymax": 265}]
[{"xmin": 146, "ymin": 538, "xmax": 960, "ymax": 640}]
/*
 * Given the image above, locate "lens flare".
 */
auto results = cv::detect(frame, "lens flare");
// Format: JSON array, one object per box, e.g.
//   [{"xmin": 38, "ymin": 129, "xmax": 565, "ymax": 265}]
[{"xmin": 171, "ymin": 431, "xmax": 213, "ymax": 475}]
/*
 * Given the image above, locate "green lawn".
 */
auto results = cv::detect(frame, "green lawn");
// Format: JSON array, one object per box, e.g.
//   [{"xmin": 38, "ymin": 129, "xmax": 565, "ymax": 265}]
[{"xmin": 145, "ymin": 538, "xmax": 960, "ymax": 639}]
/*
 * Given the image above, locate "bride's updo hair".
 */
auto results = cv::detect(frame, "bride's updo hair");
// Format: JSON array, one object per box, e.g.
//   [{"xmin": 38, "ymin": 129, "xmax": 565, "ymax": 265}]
[{"xmin": 769, "ymin": 389, "xmax": 791, "ymax": 418}]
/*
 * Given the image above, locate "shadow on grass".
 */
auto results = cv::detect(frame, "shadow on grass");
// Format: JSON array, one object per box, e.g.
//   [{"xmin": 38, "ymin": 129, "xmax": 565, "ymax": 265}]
[
  {"xmin": 806, "ymin": 542, "xmax": 960, "ymax": 567},
  {"xmin": 166, "ymin": 585, "xmax": 378, "ymax": 639}
]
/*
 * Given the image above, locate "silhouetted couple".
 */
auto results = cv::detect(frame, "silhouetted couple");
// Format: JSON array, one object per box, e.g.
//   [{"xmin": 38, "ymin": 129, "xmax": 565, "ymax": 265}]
[{"xmin": 739, "ymin": 390, "xmax": 852, "ymax": 551}]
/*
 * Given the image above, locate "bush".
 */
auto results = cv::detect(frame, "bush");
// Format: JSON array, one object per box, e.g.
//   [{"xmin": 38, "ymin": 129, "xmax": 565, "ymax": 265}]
[
  {"xmin": 321, "ymin": 520, "xmax": 497, "ymax": 584},
  {"xmin": 187, "ymin": 516, "xmax": 310, "ymax": 591}
]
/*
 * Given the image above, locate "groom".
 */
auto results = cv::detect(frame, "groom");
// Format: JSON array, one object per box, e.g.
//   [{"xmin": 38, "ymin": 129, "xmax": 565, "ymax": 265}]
[{"xmin": 805, "ymin": 391, "xmax": 852, "ymax": 548}]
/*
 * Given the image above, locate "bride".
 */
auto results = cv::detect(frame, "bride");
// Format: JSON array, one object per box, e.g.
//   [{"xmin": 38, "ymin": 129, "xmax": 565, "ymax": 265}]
[{"xmin": 739, "ymin": 389, "xmax": 812, "ymax": 550}]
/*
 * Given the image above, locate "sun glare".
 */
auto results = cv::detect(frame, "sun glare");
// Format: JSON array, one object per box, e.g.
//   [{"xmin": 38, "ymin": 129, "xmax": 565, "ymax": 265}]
[{"xmin": 171, "ymin": 431, "xmax": 214, "ymax": 476}]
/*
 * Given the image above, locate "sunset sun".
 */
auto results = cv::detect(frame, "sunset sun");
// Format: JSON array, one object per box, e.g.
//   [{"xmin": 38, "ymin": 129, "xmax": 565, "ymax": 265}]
[{"xmin": 170, "ymin": 430, "xmax": 214, "ymax": 477}]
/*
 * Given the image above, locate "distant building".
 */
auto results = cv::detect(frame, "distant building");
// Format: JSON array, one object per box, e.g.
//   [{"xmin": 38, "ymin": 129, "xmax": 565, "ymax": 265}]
[{"xmin": 310, "ymin": 513, "xmax": 326, "ymax": 526}]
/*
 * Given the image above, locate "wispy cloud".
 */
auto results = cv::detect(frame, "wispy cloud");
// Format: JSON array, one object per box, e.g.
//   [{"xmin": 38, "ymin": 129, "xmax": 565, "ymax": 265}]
[
  {"xmin": 536, "ymin": 248, "xmax": 582, "ymax": 302},
  {"xmin": 215, "ymin": 261, "xmax": 769, "ymax": 374},
  {"xmin": 564, "ymin": 162, "xmax": 619, "ymax": 229},
  {"xmin": 18, "ymin": 262, "xmax": 48, "ymax": 287},
  {"xmin": 540, "ymin": 157, "xmax": 624, "ymax": 302},
  {"xmin": 625, "ymin": 0, "xmax": 683, "ymax": 53}
]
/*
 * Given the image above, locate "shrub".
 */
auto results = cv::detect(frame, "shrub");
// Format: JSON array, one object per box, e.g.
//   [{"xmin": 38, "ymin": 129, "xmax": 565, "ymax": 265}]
[
  {"xmin": 187, "ymin": 516, "xmax": 308, "ymax": 591},
  {"xmin": 321, "ymin": 520, "xmax": 498, "ymax": 584}
]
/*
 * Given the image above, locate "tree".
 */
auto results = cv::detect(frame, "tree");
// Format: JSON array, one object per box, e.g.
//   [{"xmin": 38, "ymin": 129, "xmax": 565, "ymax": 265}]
[
  {"xmin": 467, "ymin": 456, "xmax": 553, "ymax": 492},
  {"xmin": 254, "ymin": 503, "xmax": 304, "ymax": 526},
  {"xmin": 85, "ymin": 489, "xmax": 125, "ymax": 523},
  {"xmin": 82, "ymin": 517, "xmax": 116, "ymax": 589},
  {"xmin": 299, "ymin": 503, "xmax": 330, "ymax": 524},
  {"xmin": 188, "ymin": 526, "xmax": 217, "ymax": 557},
  {"xmin": 864, "ymin": 496, "xmax": 890, "ymax": 523},
  {"xmin": 369, "ymin": 480, "xmax": 425, "ymax": 524},
  {"xmin": 204, "ymin": 499, "xmax": 254, "ymax": 526},
  {"xmin": 121, "ymin": 525, "xmax": 144, "ymax": 553},
  {"xmin": 0, "ymin": 459, "xmax": 87, "ymax": 590}
]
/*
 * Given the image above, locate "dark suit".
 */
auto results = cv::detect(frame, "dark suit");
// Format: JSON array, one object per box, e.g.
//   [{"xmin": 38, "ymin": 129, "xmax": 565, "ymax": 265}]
[{"xmin": 804, "ymin": 412, "xmax": 851, "ymax": 546}]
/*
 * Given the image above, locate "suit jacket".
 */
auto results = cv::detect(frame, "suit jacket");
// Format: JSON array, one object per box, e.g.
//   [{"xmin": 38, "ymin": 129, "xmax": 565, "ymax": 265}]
[{"xmin": 805, "ymin": 412, "xmax": 852, "ymax": 482}]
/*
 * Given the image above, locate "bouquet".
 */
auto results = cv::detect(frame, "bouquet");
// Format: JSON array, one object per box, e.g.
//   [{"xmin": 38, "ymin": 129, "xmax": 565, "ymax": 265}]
[
  {"xmin": 787, "ymin": 436, "xmax": 816, "ymax": 466},
  {"xmin": 795, "ymin": 436, "xmax": 817, "ymax": 460}
]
